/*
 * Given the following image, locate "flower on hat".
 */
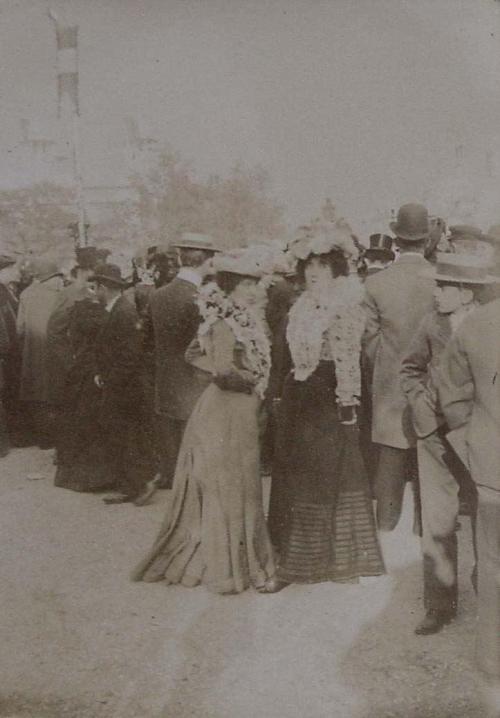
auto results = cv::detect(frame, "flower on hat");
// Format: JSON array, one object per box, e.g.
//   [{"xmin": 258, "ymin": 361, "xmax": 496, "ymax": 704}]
[{"xmin": 287, "ymin": 215, "xmax": 358, "ymax": 263}]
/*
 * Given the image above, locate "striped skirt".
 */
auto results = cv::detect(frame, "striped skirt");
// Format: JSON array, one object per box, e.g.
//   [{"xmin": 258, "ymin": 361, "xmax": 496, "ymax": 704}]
[{"xmin": 268, "ymin": 361, "xmax": 384, "ymax": 583}]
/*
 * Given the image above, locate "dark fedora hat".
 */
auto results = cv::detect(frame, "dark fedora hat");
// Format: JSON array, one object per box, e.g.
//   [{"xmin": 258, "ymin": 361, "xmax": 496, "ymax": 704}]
[
  {"xmin": 390, "ymin": 203, "xmax": 430, "ymax": 241},
  {"xmin": 89, "ymin": 263, "xmax": 129, "ymax": 288},
  {"xmin": 365, "ymin": 234, "xmax": 395, "ymax": 261}
]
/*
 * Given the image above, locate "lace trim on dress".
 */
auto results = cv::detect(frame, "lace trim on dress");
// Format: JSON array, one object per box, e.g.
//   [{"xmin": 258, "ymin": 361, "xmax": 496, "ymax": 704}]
[{"xmin": 286, "ymin": 276, "xmax": 365, "ymax": 405}]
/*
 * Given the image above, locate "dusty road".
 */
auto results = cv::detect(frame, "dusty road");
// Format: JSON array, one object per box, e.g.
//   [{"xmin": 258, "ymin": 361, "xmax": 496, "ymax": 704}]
[{"xmin": 0, "ymin": 447, "xmax": 483, "ymax": 718}]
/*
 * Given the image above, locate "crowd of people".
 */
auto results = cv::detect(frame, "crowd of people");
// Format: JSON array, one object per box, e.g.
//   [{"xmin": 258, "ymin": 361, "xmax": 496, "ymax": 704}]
[{"xmin": 1, "ymin": 202, "xmax": 500, "ymax": 706}]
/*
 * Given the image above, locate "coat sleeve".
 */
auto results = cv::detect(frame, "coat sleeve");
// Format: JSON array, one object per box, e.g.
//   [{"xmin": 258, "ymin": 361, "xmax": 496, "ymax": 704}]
[
  {"xmin": 0, "ymin": 313, "xmax": 10, "ymax": 357},
  {"xmin": 436, "ymin": 329, "xmax": 474, "ymax": 431},
  {"xmin": 361, "ymin": 286, "xmax": 380, "ymax": 368},
  {"xmin": 400, "ymin": 316, "xmax": 441, "ymax": 438},
  {"xmin": 16, "ymin": 292, "xmax": 27, "ymax": 340},
  {"xmin": 104, "ymin": 309, "xmax": 143, "ymax": 391}
]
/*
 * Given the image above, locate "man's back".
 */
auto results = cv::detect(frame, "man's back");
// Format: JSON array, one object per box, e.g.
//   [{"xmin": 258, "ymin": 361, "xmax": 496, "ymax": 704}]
[
  {"xmin": 362, "ymin": 254, "xmax": 434, "ymax": 448},
  {"xmin": 150, "ymin": 277, "xmax": 210, "ymax": 420}
]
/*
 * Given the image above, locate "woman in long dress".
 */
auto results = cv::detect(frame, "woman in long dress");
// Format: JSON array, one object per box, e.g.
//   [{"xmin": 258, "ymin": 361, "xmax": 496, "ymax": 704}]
[
  {"xmin": 264, "ymin": 220, "xmax": 385, "ymax": 592},
  {"xmin": 132, "ymin": 251, "xmax": 275, "ymax": 594}
]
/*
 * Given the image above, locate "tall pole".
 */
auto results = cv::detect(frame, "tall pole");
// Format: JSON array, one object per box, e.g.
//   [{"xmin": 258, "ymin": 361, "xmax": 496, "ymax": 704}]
[{"xmin": 48, "ymin": 10, "xmax": 87, "ymax": 247}]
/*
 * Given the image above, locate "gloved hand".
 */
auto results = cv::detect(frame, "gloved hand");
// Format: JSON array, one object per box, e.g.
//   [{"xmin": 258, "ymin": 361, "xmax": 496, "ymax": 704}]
[{"xmin": 213, "ymin": 369, "xmax": 254, "ymax": 394}]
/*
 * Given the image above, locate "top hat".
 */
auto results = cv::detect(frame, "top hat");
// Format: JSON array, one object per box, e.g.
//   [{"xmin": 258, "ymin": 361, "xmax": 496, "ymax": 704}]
[
  {"xmin": 390, "ymin": 203, "xmax": 430, "ymax": 241},
  {"xmin": 89, "ymin": 263, "xmax": 129, "ymax": 288},
  {"xmin": 365, "ymin": 234, "xmax": 395, "ymax": 261},
  {"xmin": 0, "ymin": 254, "xmax": 17, "ymax": 272},
  {"xmin": 421, "ymin": 252, "xmax": 500, "ymax": 285},
  {"xmin": 172, "ymin": 232, "xmax": 221, "ymax": 253},
  {"xmin": 35, "ymin": 258, "xmax": 63, "ymax": 283}
]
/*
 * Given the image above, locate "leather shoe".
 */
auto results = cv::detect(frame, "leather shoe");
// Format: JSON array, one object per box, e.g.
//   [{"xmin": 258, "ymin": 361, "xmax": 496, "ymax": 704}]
[
  {"xmin": 103, "ymin": 494, "xmax": 133, "ymax": 505},
  {"xmin": 133, "ymin": 478, "xmax": 160, "ymax": 507},
  {"xmin": 257, "ymin": 577, "xmax": 290, "ymax": 594},
  {"xmin": 414, "ymin": 611, "xmax": 454, "ymax": 635}
]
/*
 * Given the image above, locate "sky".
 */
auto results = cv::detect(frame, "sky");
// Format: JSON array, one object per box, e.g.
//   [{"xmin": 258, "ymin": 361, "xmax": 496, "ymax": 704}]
[{"xmin": 1, "ymin": 0, "xmax": 500, "ymax": 236}]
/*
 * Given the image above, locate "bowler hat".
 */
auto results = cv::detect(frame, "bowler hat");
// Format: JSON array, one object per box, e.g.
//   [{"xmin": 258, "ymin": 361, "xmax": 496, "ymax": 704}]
[
  {"xmin": 390, "ymin": 203, "xmax": 430, "ymax": 241},
  {"xmin": 0, "ymin": 254, "xmax": 17, "ymax": 271},
  {"xmin": 35, "ymin": 258, "xmax": 63, "ymax": 283},
  {"xmin": 421, "ymin": 252, "xmax": 500, "ymax": 285},
  {"xmin": 365, "ymin": 234, "xmax": 395, "ymax": 261},
  {"xmin": 89, "ymin": 263, "xmax": 129, "ymax": 288},
  {"xmin": 172, "ymin": 232, "xmax": 221, "ymax": 253}
]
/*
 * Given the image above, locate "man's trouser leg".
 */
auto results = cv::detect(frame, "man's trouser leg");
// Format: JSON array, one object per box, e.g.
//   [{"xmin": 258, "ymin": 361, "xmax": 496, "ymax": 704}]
[
  {"xmin": 418, "ymin": 432, "xmax": 459, "ymax": 617},
  {"xmin": 476, "ymin": 486, "xmax": 500, "ymax": 679},
  {"xmin": 156, "ymin": 414, "xmax": 186, "ymax": 489},
  {"xmin": 374, "ymin": 445, "xmax": 408, "ymax": 531}
]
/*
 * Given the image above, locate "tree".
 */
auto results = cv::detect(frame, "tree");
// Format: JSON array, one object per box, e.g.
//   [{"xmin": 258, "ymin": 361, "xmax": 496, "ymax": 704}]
[
  {"xmin": 0, "ymin": 182, "xmax": 77, "ymax": 259},
  {"xmin": 126, "ymin": 152, "xmax": 287, "ymax": 250}
]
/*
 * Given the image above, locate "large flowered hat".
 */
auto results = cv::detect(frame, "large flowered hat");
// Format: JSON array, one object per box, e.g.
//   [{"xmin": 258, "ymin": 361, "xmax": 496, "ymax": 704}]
[{"xmin": 287, "ymin": 214, "xmax": 358, "ymax": 264}]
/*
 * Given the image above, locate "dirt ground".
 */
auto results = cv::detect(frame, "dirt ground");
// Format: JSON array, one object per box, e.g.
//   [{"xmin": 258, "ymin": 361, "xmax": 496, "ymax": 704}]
[{"xmin": 0, "ymin": 447, "xmax": 484, "ymax": 718}]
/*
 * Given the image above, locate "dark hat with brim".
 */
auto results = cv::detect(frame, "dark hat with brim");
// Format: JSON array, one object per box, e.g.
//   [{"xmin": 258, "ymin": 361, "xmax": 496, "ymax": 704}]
[
  {"xmin": 172, "ymin": 232, "xmax": 221, "ymax": 253},
  {"xmin": 89, "ymin": 263, "xmax": 130, "ymax": 288},
  {"xmin": 390, "ymin": 203, "xmax": 430, "ymax": 241},
  {"xmin": 421, "ymin": 253, "xmax": 500, "ymax": 285}
]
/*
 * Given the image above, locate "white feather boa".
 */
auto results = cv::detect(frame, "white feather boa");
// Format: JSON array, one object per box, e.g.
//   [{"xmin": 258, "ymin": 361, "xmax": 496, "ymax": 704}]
[{"xmin": 286, "ymin": 276, "xmax": 365, "ymax": 405}]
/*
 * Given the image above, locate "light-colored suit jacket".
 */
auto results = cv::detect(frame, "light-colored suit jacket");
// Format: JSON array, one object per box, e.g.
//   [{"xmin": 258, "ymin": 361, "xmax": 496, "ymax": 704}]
[
  {"xmin": 362, "ymin": 254, "xmax": 434, "ymax": 449},
  {"xmin": 437, "ymin": 298, "xmax": 500, "ymax": 492},
  {"xmin": 400, "ymin": 311, "xmax": 451, "ymax": 439}
]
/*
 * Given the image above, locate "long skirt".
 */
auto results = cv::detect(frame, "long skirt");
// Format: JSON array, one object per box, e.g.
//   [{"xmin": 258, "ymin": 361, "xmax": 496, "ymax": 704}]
[
  {"xmin": 54, "ymin": 374, "xmax": 114, "ymax": 492},
  {"xmin": 132, "ymin": 383, "xmax": 275, "ymax": 594},
  {"xmin": 268, "ymin": 361, "xmax": 384, "ymax": 583}
]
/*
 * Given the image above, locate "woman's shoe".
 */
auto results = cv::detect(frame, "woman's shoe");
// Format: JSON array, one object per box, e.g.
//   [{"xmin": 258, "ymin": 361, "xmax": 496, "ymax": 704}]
[{"xmin": 257, "ymin": 577, "xmax": 290, "ymax": 594}]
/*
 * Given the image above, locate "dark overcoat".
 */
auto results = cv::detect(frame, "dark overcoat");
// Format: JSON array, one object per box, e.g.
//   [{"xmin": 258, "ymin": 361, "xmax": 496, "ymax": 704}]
[
  {"xmin": 149, "ymin": 277, "xmax": 211, "ymax": 421},
  {"xmin": 94, "ymin": 295, "xmax": 145, "ymax": 425}
]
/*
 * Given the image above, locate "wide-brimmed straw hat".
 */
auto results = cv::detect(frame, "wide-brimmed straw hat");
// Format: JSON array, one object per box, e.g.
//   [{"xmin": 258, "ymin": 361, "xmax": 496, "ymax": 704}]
[
  {"xmin": 35, "ymin": 258, "xmax": 63, "ymax": 283},
  {"xmin": 211, "ymin": 248, "xmax": 265, "ymax": 279},
  {"xmin": 0, "ymin": 254, "xmax": 17, "ymax": 271},
  {"xmin": 421, "ymin": 252, "xmax": 500, "ymax": 285},
  {"xmin": 172, "ymin": 232, "xmax": 221, "ymax": 253},
  {"xmin": 390, "ymin": 203, "xmax": 430, "ymax": 241}
]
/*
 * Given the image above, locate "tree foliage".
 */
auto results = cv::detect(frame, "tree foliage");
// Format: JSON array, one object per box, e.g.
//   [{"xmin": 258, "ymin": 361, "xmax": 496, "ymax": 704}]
[
  {"xmin": 0, "ymin": 182, "xmax": 77, "ymax": 260},
  {"xmin": 126, "ymin": 152, "xmax": 287, "ymax": 252}
]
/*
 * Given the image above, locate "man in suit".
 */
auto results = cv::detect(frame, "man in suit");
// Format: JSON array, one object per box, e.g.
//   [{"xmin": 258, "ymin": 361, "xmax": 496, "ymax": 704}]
[
  {"xmin": 91, "ymin": 263, "xmax": 155, "ymax": 505},
  {"xmin": 0, "ymin": 255, "xmax": 21, "ymax": 456},
  {"xmin": 437, "ymin": 293, "xmax": 500, "ymax": 710},
  {"xmin": 149, "ymin": 233, "xmax": 219, "ymax": 490},
  {"xmin": 17, "ymin": 258, "xmax": 64, "ymax": 448},
  {"xmin": 401, "ymin": 252, "xmax": 490, "ymax": 634},
  {"xmin": 362, "ymin": 204, "xmax": 435, "ymax": 535}
]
